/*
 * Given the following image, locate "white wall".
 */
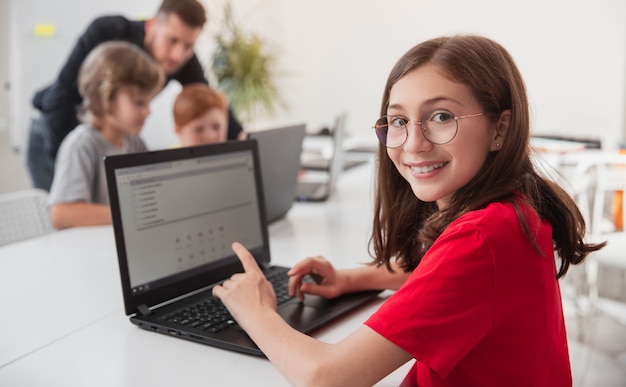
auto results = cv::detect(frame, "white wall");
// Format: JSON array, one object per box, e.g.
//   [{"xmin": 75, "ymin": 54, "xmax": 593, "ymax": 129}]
[
  {"xmin": 217, "ymin": 0, "xmax": 626, "ymax": 148},
  {"xmin": 8, "ymin": 0, "xmax": 626, "ymax": 150},
  {"xmin": 0, "ymin": 0, "xmax": 9, "ymax": 133},
  {"xmin": 9, "ymin": 0, "xmax": 161, "ymax": 149}
]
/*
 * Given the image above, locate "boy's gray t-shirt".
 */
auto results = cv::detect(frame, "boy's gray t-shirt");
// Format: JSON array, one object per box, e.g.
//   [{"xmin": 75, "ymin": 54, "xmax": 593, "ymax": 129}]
[{"xmin": 48, "ymin": 124, "xmax": 147, "ymax": 206}]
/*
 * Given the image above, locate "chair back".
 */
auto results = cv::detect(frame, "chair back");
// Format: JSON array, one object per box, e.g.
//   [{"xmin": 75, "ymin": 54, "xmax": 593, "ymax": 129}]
[
  {"xmin": 590, "ymin": 153, "xmax": 626, "ymax": 237},
  {"xmin": 0, "ymin": 188, "xmax": 54, "ymax": 246}
]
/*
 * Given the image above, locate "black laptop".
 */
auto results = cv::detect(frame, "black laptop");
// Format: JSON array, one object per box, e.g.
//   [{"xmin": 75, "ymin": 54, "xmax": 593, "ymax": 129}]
[{"xmin": 104, "ymin": 140, "xmax": 381, "ymax": 356}]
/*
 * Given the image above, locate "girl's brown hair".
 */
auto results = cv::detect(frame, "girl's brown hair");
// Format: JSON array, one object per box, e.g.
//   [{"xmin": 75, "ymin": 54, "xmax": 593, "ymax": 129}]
[
  {"xmin": 78, "ymin": 41, "xmax": 165, "ymax": 126},
  {"xmin": 370, "ymin": 35, "xmax": 604, "ymax": 278}
]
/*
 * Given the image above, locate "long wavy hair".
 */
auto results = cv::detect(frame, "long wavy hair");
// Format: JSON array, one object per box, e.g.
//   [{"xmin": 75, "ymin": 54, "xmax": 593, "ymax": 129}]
[{"xmin": 370, "ymin": 35, "xmax": 604, "ymax": 278}]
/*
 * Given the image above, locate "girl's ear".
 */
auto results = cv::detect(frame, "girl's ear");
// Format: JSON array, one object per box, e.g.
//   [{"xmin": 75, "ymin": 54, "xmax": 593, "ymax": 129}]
[{"xmin": 490, "ymin": 109, "xmax": 511, "ymax": 151}]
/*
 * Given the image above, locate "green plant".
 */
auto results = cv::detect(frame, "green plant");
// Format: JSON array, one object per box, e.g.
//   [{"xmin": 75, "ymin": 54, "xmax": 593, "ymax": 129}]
[{"xmin": 211, "ymin": 3, "xmax": 283, "ymax": 124}]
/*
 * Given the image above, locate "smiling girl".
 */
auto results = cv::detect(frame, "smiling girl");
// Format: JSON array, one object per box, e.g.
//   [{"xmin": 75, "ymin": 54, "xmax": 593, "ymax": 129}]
[{"xmin": 212, "ymin": 35, "xmax": 604, "ymax": 386}]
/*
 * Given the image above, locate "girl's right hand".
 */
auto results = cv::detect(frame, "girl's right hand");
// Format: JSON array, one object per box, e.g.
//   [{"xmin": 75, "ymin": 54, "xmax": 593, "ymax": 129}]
[{"xmin": 287, "ymin": 256, "xmax": 344, "ymax": 301}]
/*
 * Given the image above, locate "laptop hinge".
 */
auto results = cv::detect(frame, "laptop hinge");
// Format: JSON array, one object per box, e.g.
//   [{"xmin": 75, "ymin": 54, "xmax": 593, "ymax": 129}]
[{"xmin": 137, "ymin": 304, "xmax": 152, "ymax": 316}]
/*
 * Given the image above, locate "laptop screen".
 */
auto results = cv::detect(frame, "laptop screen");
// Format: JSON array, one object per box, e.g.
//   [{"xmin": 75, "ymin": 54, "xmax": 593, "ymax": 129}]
[
  {"xmin": 106, "ymin": 141, "xmax": 270, "ymax": 314},
  {"xmin": 249, "ymin": 123, "xmax": 306, "ymax": 223}
]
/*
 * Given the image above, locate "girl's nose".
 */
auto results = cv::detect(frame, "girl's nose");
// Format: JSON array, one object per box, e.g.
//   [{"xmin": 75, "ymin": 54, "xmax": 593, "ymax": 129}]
[{"xmin": 402, "ymin": 122, "xmax": 433, "ymax": 153}]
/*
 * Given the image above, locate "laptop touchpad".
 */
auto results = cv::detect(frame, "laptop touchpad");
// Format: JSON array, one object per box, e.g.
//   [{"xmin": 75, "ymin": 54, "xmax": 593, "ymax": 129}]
[{"xmin": 279, "ymin": 302, "xmax": 330, "ymax": 329}]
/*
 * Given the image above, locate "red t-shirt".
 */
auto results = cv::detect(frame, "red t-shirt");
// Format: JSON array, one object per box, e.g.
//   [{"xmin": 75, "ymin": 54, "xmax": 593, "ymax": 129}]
[{"xmin": 366, "ymin": 200, "xmax": 571, "ymax": 386}]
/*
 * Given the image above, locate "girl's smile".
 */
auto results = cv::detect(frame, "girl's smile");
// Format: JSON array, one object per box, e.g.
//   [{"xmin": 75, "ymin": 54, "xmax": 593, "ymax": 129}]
[{"xmin": 408, "ymin": 161, "xmax": 448, "ymax": 176}]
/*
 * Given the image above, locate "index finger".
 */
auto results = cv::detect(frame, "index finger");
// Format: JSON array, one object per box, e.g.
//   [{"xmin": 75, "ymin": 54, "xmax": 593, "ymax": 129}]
[{"xmin": 231, "ymin": 241, "xmax": 261, "ymax": 273}]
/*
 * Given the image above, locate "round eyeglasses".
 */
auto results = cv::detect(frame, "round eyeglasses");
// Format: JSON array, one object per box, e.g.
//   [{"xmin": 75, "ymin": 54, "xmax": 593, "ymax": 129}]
[{"xmin": 373, "ymin": 111, "xmax": 486, "ymax": 148}]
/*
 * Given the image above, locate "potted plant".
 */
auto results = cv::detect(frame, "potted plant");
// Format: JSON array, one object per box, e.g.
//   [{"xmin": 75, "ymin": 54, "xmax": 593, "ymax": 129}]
[{"xmin": 210, "ymin": 2, "xmax": 283, "ymax": 124}]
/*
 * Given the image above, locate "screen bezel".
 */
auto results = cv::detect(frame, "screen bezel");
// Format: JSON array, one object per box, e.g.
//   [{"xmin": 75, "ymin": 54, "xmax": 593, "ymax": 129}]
[{"xmin": 104, "ymin": 140, "xmax": 270, "ymax": 316}]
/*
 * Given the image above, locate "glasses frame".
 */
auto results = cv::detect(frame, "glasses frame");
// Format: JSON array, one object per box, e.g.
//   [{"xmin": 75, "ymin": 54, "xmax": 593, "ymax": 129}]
[{"xmin": 373, "ymin": 112, "xmax": 486, "ymax": 148}]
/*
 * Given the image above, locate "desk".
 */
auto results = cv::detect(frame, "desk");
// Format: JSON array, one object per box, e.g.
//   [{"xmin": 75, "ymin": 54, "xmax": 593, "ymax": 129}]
[
  {"xmin": 0, "ymin": 162, "xmax": 412, "ymax": 386},
  {"xmin": 0, "ymin": 226, "xmax": 121, "ymax": 367}
]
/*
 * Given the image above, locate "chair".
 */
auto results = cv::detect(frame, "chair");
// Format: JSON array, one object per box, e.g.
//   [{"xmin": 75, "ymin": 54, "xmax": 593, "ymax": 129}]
[
  {"xmin": 580, "ymin": 154, "xmax": 626, "ymax": 327},
  {"xmin": 532, "ymin": 151, "xmax": 595, "ymax": 231},
  {"xmin": 0, "ymin": 188, "xmax": 54, "ymax": 246},
  {"xmin": 589, "ymin": 156, "xmax": 626, "ymax": 298},
  {"xmin": 535, "ymin": 150, "xmax": 626, "ymax": 338},
  {"xmin": 590, "ymin": 154, "xmax": 626, "ymax": 235},
  {"xmin": 539, "ymin": 153, "xmax": 625, "ymax": 337}
]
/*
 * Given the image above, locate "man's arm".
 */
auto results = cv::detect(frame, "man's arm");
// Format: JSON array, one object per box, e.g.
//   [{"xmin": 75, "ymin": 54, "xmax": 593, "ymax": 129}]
[{"xmin": 226, "ymin": 107, "xmax": 244, "ymax": 140}]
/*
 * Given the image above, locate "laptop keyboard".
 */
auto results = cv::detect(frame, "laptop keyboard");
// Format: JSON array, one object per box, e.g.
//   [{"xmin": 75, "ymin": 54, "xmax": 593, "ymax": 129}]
[{"xmin": 160, "ymin": 267, "xmax": 293, "ymax": 334}]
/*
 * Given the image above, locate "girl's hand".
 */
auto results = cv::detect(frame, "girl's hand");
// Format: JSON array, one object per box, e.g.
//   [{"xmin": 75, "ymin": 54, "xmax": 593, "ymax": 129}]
[
  {"xmin": 212, "ymin": 242, "xmax": 277, "ymax": 326},
  {"xmin": 287, "ymin": 256, "xmax": 344, "ymax": 301}
]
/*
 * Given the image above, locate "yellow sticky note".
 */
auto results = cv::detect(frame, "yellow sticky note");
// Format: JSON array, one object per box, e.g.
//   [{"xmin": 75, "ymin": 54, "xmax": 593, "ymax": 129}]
[{"xmin": 33, "ymin": 24, "xmax": 56, "ymax": 38}]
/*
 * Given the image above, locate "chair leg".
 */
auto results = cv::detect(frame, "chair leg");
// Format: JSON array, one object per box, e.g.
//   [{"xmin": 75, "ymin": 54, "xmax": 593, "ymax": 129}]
[{"xmin": 567, "ymin": 259, "xmax": 603, "ymax": 342}]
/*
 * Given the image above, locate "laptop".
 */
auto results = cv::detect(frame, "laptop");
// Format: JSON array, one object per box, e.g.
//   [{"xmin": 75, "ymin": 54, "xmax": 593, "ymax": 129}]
[
  {"xmin": 104, "ymin": 140, "xmax": 381, "ymax": 356},
  {"xmin": 248, "ymin": 124, "xmax": 306, "ymax": 223},
  {"xmin": 299, "ymin": 126, "xmax": 367, "ymax": 172},
  {"xmin": 296, "ymin": 113, "xmax": 347, "ymax": 202}
]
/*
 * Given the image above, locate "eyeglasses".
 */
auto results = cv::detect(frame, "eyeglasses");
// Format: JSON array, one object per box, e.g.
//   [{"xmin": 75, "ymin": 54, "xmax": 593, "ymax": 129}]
[{"xmin": 373, "ymin": 111, "xmax": 486, "ymax": 148}]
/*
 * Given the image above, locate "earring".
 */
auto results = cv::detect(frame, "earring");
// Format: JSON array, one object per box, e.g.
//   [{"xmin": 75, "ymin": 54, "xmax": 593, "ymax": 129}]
[{"xmin": 496, "ymin": 143, "xmax": 501, "ymax": 147}]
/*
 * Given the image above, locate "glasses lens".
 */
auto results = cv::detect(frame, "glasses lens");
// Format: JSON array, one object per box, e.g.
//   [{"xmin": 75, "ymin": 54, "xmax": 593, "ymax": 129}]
[
  {"xmin": 374, "ymin": 116, "xmax": 407, "ymax": 148},
  {"xmin": 422, "ymin": 111, "xmax": 458, "ymax": 145},
  {"xmin": 374, "ymin": 116, "xmax": 389, "ymax": 146}
]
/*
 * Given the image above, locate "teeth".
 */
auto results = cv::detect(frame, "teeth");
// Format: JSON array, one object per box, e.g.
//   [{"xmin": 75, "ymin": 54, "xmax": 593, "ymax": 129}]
[{"xmin": 411, "ymin": 162, "xmax": 445, "ymax": 174}]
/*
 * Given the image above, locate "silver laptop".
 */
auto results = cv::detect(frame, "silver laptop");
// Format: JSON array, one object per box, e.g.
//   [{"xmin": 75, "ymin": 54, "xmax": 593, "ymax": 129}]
[
  {"xmin": 296, "ymin": 113, "xmax": 347, "ymax": 202},
  {"xmin": 248, "ymin": 124, "xmax": 306, "ymax": 223},
  {"xmin": 104, "ymin": 140, "xmax": 381, "ymax": 356}
]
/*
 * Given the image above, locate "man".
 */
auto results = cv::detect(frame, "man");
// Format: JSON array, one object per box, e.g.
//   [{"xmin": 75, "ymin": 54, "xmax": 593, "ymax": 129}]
[{"xmin": 27, "ymin": 0, "xmax": 243, "ymax": 190}]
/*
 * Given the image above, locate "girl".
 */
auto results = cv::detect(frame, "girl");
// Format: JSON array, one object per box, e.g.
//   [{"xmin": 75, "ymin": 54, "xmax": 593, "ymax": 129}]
[
  {"xmin": 48, "ymin": 41, "xmax": 164, "ymax": 229},
  {"xmin": 212, "ymin": 35, "xmax": 604, "ymax": 386},
  {"xmin": 173, "ymin": 83, "xmax": 229, "ymax": 147}
]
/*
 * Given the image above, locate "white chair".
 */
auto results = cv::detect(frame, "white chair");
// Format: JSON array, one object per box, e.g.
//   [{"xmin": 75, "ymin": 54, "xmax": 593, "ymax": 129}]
[
  {"xmin": 590, "ymin": 154, "xmax": 626, "ymax": 235},
  {"xmin": 0, "ymin": 188, "xmax": 54, "ymax": 246},
  {"xmin": 535, "ymin": 150, "xmax": 626, "ymax": 337},
  {"xmin": 532, "ymin": 151, "xmax": 595, "ymax": 229},
  {"xmin": 583, "ymin": 154, "xmax": 626, "ymax": 326},
  {"xmin": 539, "ymin": 153, "xmax": 618, "ymax": 337}
]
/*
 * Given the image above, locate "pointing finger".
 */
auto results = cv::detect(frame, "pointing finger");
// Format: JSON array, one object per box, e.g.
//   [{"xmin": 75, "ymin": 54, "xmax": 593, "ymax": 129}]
[{"xmin": 231, "ymin": 242, "xmax": 260, "ymax": 273}]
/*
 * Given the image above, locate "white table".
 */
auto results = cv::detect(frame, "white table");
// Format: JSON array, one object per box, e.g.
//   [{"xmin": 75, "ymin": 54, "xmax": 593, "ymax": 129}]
[
  {"xmin": 0, "ymin": 161, "xmax": 412, "ymax": 386},
  {"xmin": 0, "ymin": 225, "xmax": 121, "ymax": 368}
]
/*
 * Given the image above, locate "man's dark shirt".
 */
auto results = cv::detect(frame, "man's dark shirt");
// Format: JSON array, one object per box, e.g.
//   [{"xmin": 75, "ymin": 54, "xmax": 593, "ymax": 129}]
[{"xmin": 32, "ymin": 15, "xmax": 243, "ymax": 159}]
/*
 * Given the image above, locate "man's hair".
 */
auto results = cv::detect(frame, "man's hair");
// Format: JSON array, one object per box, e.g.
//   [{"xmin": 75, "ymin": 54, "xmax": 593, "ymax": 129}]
[
  {"xmin": 157, "ymin": 0, "xmax": 207, "ymax": 28},
  {"xmin": 174, "ymin": 83, "xmax": 228, "ymax": 127},
  {"xmin": 78, "ymin": 41, "xmax": 165, "ymax": 125}
]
